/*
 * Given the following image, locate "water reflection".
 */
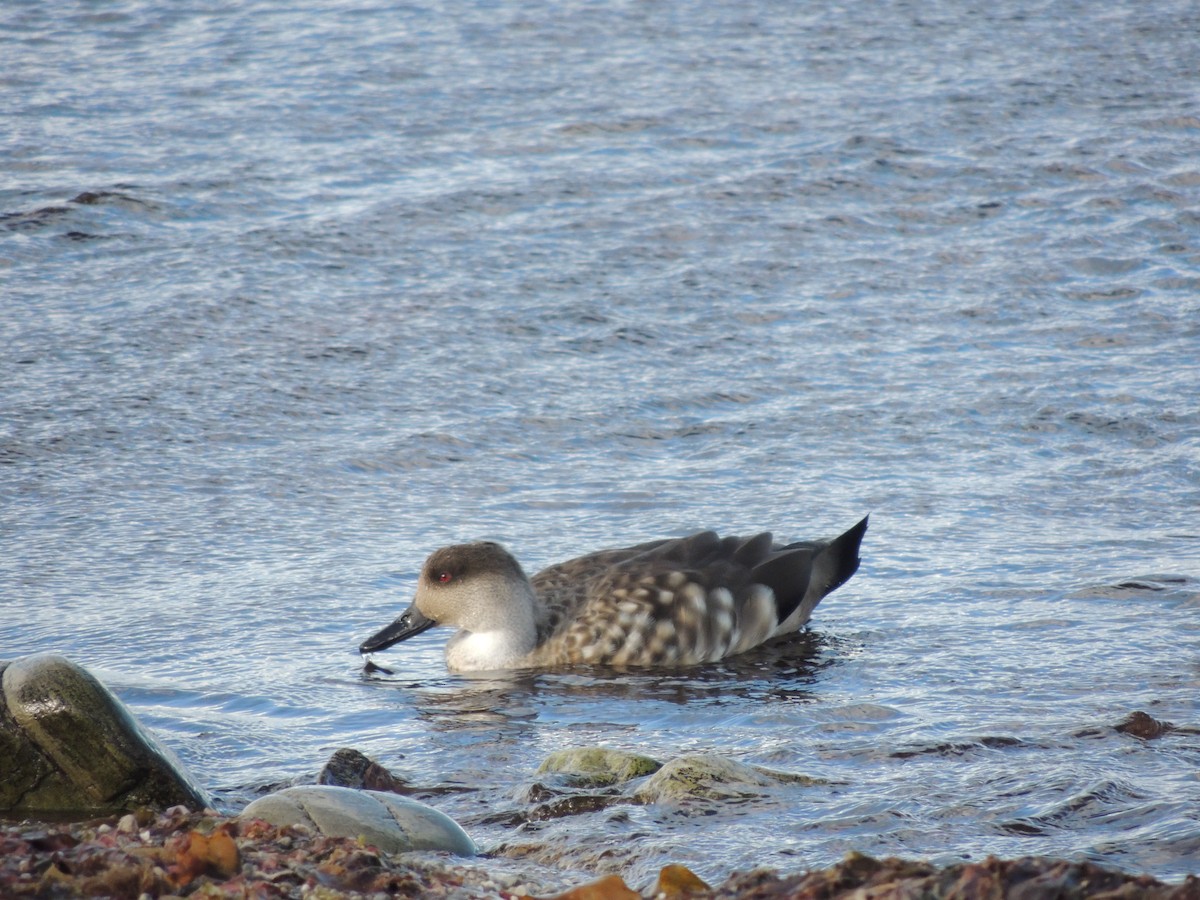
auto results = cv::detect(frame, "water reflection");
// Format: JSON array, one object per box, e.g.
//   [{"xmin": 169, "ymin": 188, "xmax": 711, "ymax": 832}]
[{"xmin": 358, "ymin": 631, "xmax": 829, "ymax": 729}]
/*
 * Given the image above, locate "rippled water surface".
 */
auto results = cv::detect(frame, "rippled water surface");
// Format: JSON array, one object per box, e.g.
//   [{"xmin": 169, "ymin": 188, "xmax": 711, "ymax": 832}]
[{"xmin": 4, "ymin": 0, "xmax": 1200, "ymax": 889}]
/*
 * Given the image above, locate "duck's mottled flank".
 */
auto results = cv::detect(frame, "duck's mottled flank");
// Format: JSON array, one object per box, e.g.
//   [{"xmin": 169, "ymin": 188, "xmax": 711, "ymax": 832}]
[{"xmin": 359, "ymin": 516, "xmax": 868, "ymax": 672}]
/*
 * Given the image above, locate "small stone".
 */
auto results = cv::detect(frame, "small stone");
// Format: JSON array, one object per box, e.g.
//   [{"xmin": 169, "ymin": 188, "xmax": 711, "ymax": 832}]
[
  {"xmin": 116, "ymin": 813, "xmax": 138, "ymax": 834},
  {"xmin": 652, "ymin": 863, "xmax": 710, "ymax": 897}
]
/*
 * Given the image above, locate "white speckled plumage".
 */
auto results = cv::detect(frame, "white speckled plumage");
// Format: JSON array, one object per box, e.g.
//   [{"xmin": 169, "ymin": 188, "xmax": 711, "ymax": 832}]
[{"xmin": 359, "ymin": 516, "xmax": 868, "ymax": 672}]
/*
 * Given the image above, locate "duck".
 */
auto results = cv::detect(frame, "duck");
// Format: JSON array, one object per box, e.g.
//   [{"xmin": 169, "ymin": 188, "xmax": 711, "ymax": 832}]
[{"xmin": 359, "ymin": 516, "xmax": 868, "ymax": 672}]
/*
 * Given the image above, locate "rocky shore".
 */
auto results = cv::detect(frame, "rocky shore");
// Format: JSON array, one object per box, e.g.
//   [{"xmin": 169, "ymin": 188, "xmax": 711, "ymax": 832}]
[{"xmin": 3, "ymin": 807, "xmax": 1199, "ymax": 899}]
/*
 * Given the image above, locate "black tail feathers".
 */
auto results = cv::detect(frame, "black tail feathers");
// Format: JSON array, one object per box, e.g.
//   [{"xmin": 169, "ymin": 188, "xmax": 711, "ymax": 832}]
[{"xmin": 823, "ymin": 514, "xmax": 868, "ymax": 595}]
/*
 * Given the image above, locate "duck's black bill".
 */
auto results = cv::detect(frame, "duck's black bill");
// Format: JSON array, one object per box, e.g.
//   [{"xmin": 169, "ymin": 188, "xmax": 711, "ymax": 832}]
[{"xmin": 359, "ymin": 605, "xmax": 436, "ymax": 654}]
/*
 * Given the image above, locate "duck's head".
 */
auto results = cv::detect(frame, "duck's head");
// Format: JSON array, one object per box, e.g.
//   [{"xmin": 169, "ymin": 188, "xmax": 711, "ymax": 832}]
[{"xmin": 358, "ymin": 541, "xmax": 533, "ymax": 655}]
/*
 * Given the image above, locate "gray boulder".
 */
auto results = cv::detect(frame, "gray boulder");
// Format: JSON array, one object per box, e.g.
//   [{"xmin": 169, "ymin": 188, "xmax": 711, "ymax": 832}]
[
  {"xmin": 240, "ymin": 785, "xmax": 477, "ymax": 856},
  {"xmin": 0, "ymin": 653, "xmax": 210, "ymax": 815}
]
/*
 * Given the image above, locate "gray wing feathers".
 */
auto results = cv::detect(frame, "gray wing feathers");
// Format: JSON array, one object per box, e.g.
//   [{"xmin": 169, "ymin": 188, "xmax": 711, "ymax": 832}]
[{"xmin": 527, "ymin": 516, "xmax": 868, "ymax": 666}]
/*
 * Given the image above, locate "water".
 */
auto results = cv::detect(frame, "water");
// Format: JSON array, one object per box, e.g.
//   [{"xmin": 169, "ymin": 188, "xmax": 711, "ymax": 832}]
[{"xmin": 3, "ymin": 0, "xmax": 1200, "ymax": 889}]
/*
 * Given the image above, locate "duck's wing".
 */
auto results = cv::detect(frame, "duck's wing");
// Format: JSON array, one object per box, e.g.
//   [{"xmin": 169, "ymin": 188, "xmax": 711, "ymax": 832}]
[
  {"xmin": 528, "ymin": 536, "xmax": 679, "ymax": 639},
  {"xmin": 526, "ymin": 517, "xmax": 867, "ymax": 667}
]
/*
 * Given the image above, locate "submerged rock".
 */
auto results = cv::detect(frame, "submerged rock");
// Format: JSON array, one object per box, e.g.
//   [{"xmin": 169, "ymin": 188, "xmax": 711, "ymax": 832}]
[
  {"xmin": 632, "ymin": 753, "xmax": 822, "ymax": 803},
  {"xmin": 523, "ymin": 749, "xmax": 823, "ymax": 822},
  {"xmin": 537, "ymin": 747, "xmax": 662, "ymax": 786},
  {"xmin": 0, "ymin": 654, "xmax": 210, "ymax": 816},
  {"xmin": 239, "ymin": 785, "xmax": 477, "ymax": 856},
  {"xmin": 1115, "ymin": 710, "xmax": 1175, "ymax": 740}
]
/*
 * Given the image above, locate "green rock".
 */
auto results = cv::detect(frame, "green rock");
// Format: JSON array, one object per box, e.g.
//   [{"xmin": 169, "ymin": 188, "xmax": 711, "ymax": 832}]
[
  {"xmin": 0, "ymin": 653, "xmax": 210, "ymax": 815},
  {"xmin": 632, "ymin": 753, "xmax": 823, "ymax": 803},
  {"xmin": 0, "ymin": 662, "xmax": 57, "ymax": 810},
  {"xmin": 536, "ymin": 747, "xmax": 662, "ymax": 786}
]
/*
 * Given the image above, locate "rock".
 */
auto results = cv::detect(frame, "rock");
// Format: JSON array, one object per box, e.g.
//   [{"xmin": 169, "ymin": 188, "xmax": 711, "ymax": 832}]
[
  {"xmin": 318, "ymin": 747, "xmax": 412, "ymax": 794},
  {"xmin": 536, "ymin": 747, "xmax": 662, "ymax": 786},
  {"xmin": 631, "ymin": 753, "xmax": 822, "ymax": 803},
  {"xmin": 0, "ymin": 654, "xmax": 211, "ymax": 815},
  {"xmin": 239, "ymin": 785, "xmax": 476, "ymax": 857},
  {"xmin": 1115, "ymin": 710, "xmax": 1174, "ymax": 739},
  {"xmin": 653, "ymin": 863, "xmax": 711, "ymax": 897},
  {"xmin": 116, "ymin": 813, "xmax": 138, "ymax": 834}
]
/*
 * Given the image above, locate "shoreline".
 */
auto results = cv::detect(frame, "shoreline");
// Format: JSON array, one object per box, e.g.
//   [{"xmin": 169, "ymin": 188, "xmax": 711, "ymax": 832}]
[{"xmin": 4, "ymin": 807, "xmax": 1197, "ymax": 899}]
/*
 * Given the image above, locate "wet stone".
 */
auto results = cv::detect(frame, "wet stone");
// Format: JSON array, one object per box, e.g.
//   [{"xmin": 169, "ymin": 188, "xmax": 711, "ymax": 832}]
[
  {"xmin": 239, "ymin": 785, "xmax": 477, "ymax": 857},
  {"xmin": 318, "ymin": 747, "xmax": 413, "ymax": 794},
  {"xmin": 528, "ymin": 793, "xmax": 622, "ymax": 821},
  {"xmin": 0, "ymin": 654, "xmax": 210, "ymax": 816}
]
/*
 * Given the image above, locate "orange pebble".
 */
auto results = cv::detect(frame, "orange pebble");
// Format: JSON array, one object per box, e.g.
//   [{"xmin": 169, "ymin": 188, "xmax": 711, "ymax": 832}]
[
  {"xmin": 541, "ymin": 873, "xmax": 641, "ymax": 900},
  {"xmin": 652, "ymin": 863, "xmax": 710, "ymax": 897}
]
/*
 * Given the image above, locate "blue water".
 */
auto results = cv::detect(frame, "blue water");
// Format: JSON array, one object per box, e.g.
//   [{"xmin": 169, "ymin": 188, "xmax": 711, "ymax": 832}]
[{"xmin": 3, "ymin": 0, "xmax": 1200, "ymax": 889}]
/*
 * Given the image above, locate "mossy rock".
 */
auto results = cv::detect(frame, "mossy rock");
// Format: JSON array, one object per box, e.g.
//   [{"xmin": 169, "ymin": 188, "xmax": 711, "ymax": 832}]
[
  {"xmin": 632, "ymin": 753, "xmax": 823, "ymax": 803},
  {"xmin": 0, "ymin": 654, "xmax": 210, "ymax": 815},
  {"xmin": 536, "ymin": 747, "xmax": 662, "ymax": 786}
]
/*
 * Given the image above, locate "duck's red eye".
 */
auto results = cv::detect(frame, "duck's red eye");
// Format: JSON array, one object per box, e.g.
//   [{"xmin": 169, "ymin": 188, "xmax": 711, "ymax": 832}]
[{"xmin": 437, "ymin": 571, "xmax": 453, "ymax": 584}]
